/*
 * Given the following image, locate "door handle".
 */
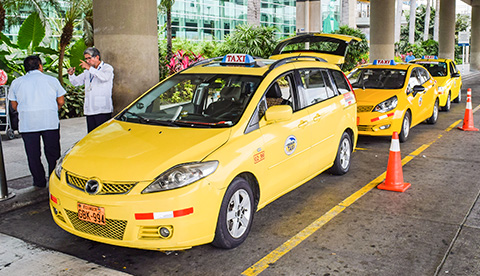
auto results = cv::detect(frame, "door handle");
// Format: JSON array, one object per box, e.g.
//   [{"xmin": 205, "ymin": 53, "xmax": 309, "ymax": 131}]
[
  {"xmin": 313, "ymin": 114, "xmax": 322, "ymax": 122},
  {"xmin": 298, "ymin": 120, "xmax": 308, "ymax": 128}
]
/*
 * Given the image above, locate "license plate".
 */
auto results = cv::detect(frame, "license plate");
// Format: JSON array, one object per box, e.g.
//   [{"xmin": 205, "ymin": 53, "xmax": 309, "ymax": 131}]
[{"xmin": 77, "ymin": 203, "xmax": 106, "ymax": 225}]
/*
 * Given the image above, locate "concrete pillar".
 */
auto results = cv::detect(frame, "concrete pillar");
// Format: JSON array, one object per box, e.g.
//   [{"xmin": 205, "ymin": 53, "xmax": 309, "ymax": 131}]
[
  {"xmin": 471, "ymin": 1, "xmax": 480, "ymax": 70},
  {"xmin": 340, "ymin": 0, "xmax": 356, "ymax": 28},
  {"xmin": 247, "ymin": 0, "xmax": 261, "ymax": 26},
  {"xmin": 395, "ymin": 0, "xmax": 403, "ymax": 43},
  {"xmin": 438, "ymin": 0, "xmax": 455, "ymax": 59},
  {"xmin": 296, "ymin": 0, "xmax": 322, "ymax": 33},
  {"xmin": 409, "ymin": 0, "xmax": 416, "ymax": 44},
  {"xmin": 434, "ymin": 0, "xmax": 439, "ymax": 41},
  {"xmin": 93, "ymin": 0, "xmax": 159, "ymax": 114},
  {"xmin": 370, "ymin": 0, "xmax": 396, "ymax": 60}
]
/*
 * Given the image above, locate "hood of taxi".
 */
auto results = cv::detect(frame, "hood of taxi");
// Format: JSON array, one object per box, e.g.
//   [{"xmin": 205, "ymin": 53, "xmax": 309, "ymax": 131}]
[
  {"xmin": 62, "ymin": 120, "xmax": 231, "ymax": 182},
  {"xmin": 354, "ymin": 88, "xmax": 402, "ymax": 105},
  {"xmin": 432, "ymin": 76, "xmax": 448, "ymax": 87}
]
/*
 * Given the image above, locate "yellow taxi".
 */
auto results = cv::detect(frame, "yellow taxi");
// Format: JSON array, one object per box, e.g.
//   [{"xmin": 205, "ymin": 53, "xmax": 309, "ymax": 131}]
[
  {"xmin": 347, "ymin": 59, "xmax": 439, "ymax": 142},
  {"xmin": 49, "ymin": 53, "xmax": 358, "ymax": 251},
  {"xmin": 410, "ymin": 56, "xmax": 462, "ymax": 111}
]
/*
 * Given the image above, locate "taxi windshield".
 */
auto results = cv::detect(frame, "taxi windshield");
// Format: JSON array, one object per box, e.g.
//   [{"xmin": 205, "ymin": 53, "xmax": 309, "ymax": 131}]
[
  {"xmin": 414, "ymin": 62, "xmax": 447, "ymax": 77},
  {"xmin": 117, "ymin": 74, "xmax": 261, "ymax": 128},
  {"xmin": 348, "ymin": 68, "xmax": 407, "ymax": 89}
]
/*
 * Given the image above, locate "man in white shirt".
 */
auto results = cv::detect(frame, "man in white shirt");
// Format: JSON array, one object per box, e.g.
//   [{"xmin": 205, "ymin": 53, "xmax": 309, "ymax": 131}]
[
  {"xmin": 8, "ymin": 56, "xmax": 66, "ymax": 188},
  {"xmin": 68, "ymin": 47, "xmax": 114, "ymax": 132}
]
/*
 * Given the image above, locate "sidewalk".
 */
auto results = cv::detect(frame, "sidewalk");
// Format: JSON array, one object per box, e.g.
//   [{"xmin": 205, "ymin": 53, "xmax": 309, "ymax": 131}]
[{"xmin": 0, "ymin": 117, "xmax": 87, "ymax": 214}]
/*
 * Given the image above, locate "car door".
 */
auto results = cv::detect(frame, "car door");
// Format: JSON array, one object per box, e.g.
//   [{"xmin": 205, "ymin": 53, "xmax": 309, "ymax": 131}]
[
  {"xmin": 406, "ymin": 68, "xmax": 427, "ymax": 125},
  {"xmin": 416, "ymin": 67, "xmax": 437, "ymax": 119},
  {"xmin": 449, "ymin": 61, "xmax": 462, "ymax": 99},
  {"xmin": 257, "ymin": 72, "xmax": 312, "ymax": 203},
  {"xmin": 296, "ymin": 68, "xmax": 343, "ymax": 174}
]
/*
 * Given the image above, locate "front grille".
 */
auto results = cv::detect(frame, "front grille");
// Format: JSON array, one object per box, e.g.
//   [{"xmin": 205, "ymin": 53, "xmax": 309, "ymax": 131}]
[
  {"xmin": 358, "ymin": 125, "xmax": 373, "ymax": 131},
  {"xmin": 65, "ymin": 209, "xmax": 127, "ymax": 240},
  {"xmin": 357, "ymin": 105, "xmax": 374, "ymax": 113},
  {"xmin": 66, "ymin": 172, "xmax": 136, "ymax": 195},
  {"xmin": 56, "ymin": 212, "xmax": 66, "ymax": 223}
]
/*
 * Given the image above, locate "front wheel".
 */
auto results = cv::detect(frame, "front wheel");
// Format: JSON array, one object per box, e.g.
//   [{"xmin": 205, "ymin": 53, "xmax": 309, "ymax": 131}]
[
  {"xmin": 441, "ymin": 93, "xmax": 451, "ymax": 111},
  {"xmin": 212, "ymin": 177, "xmax": 254, "ymax": 249},
  {"xmin": 328, "ymin": 132, "xmax": 352, "ymax": 175},
  {"xmin": 426, "ymin": 98, "xmax": 439, "ymax": 124},
  {"xmin": 399, "ymin": 111, "xmax": 411, "ymax": 143}
]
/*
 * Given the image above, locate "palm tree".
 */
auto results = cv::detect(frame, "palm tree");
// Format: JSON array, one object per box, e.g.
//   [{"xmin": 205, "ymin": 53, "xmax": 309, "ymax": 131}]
[
  {"xmin": 57, "ymin": 0, "xmax": 91, "ymax": 86},
  {"xmin": 159, "ymin": 0, "xmax": 175, "ymax": 62}
]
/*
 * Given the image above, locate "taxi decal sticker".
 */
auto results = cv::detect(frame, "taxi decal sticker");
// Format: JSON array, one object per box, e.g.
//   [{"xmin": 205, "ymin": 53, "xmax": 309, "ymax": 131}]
[
  {"xmin": 341, "ymin": 92, "xmax": 356, "ymax": 107},
  {"xmin": 284, "ymin": 135, "xmax": 297, "ymax": 155},
  {"xmin": 371, "ymin": 112, "xmax": 394, "ymax": 122},
  {"xmin": 254, "ymin": 151, "xmax": 265, "ymax": 164},
  {"xmin": 419, "ymin": 95, "xmax": 423, "ymax": 106}
]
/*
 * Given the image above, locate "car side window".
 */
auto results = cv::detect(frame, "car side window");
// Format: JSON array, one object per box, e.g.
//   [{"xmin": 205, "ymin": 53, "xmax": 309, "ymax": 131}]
[
  {"xmin": 298, "ymin": 69, "xmax": 333, "ymax": 107},
  {"xmin": 449, "ymin": 62, "xmax": 457, "ymax": 76},
  {"xmin": 330, "ymin": 69, "xmax": 351, "ymax": 94},
  {"xmin": 417, "ymin": 68, "xmax": 430, "ymax": 84}
]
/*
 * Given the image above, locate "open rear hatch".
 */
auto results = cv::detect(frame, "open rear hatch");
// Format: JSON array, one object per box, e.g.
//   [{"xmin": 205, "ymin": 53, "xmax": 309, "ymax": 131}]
[{"xmin": 270, "ymin": 33, "xmax": 361, "ymax": 65}]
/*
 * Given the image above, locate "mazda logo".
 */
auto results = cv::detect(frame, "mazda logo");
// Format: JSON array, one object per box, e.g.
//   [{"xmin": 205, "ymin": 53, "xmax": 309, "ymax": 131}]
[{"xmin": 85, "ymin": 179, "xmax": 101, "ymax": 195}]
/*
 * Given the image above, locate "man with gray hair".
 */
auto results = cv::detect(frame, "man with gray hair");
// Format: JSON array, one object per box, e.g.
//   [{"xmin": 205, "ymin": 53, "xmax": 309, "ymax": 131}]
[{"xmin": 68, "ymin": 47, "xmax": 114, "ymax": 132}]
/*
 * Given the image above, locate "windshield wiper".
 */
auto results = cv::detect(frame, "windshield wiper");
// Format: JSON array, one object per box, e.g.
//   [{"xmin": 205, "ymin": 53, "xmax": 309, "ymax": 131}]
[{"xmin": 125, "ymin": 111, "xmax": 150, "ymax": 123}]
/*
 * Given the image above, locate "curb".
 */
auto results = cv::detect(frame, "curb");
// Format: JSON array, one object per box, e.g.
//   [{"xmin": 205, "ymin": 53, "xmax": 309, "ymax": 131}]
[{"xmin": 0, "ymin": 186, "xmax": 48, "ymax": 215}]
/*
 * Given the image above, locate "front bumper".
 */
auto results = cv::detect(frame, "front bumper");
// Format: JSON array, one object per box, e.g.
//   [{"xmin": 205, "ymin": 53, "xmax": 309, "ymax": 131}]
[
  {"xmin": 48, "ymin": 172, "xmax": 223, "ymax": 251},
  {"xmin": 357, "ymin": 109, "xmax": 403, "ymax": 137}
]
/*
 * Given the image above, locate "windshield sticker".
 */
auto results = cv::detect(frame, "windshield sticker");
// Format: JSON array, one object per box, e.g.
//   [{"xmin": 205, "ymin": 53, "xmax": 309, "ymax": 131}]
[{"xmin": 284, "ymin": 135, "xmax": 297, "ymax": 155}]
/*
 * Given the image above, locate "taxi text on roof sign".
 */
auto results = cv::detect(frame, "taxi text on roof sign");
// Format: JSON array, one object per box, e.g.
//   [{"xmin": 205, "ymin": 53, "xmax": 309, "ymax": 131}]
[
  {"xmin": 422, "ymin": 55, "xmax": 438, "ymax": 59},
  {"xmin": 372, "ymin": 60, "xmax": 396, "ymax": 66},
  {"xmin": 222, "ymin": 54, "xmax": 255, "ymax": 65}
]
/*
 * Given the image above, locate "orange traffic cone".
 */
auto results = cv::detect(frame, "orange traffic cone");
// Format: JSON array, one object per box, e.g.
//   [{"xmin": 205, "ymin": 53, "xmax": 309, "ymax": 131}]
[
  {"xmin": 458, "ymin": 88, "xmax": 479, "ymax": 131},
  {"xmin": 377, "ymin": 131, "xmax": 411, "ymax": 192}
]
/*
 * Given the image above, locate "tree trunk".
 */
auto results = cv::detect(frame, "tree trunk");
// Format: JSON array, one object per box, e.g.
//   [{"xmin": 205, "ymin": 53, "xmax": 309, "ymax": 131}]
[
  {"xmin": 58, "ymin": 44, "xmax": 67, "ymax": 86},
  {"xmin": 166, "ymin": 7, "xmax": 172, "ymax": 62},
  {"xmin": 424, "ymin": 0, "xmax": 431, "ymax": 41}
]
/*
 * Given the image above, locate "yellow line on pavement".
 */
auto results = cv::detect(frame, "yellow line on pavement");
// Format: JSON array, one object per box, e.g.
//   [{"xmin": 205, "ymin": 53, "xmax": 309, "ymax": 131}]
[
  {"xmin": 473, "ymin": 104, "xmax": 480, "ymax": 113},
  {"xmin": 355, "ymin": 147, "xmax": 369, "ymax": 151},
  {"xmin": 446, "ymin": 120, "xmax": 462, "ymax": 132},
  {"xmin": 242, "ymin": 122, "xmax": 459, "ymax": 276}
]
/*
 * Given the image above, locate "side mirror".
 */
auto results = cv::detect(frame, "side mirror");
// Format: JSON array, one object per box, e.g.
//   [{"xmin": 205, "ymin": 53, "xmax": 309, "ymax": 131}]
[
  {"xmin": 452, "ymin": 72, "xmax": 460, "ymax": 78},
  {"xmin": 265, "ymin": 105, "xmax": 292, "ymax": 123},
  {"xmin": 413, "ymin": 85, "xmax": 425, "ymax": 95}
]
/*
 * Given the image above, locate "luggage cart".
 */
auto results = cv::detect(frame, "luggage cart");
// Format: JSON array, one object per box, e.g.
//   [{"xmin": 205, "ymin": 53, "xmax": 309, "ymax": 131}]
[{"xmin": 0, "ymin": 85, "xmax": 18, "ymax": 140}]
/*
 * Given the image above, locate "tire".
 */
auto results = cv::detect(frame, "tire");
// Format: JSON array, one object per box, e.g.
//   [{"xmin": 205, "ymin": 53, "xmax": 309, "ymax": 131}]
[
  {"xmin": 212, "ymin": 177, "xmax": 254, "ymax": 249},
  {"xmin": 453, "ymin": 88, "xmax": 462, "ymax": 103},
  {"xmin": 6, "ymin": 128, "xmax": 15, "ymax": 140},
  {"xmin": 328, "ymin": 132, "xmax": 352, "ymax": 175},
  {"xmin": 426, "ymin": 98, "xmax": 439, "ymax": 124},
  {"xmin": 399, "ymin": 111, "xmax": 411, "ymax": 143},
  {"xmin": 441, "ymin": 93, "xmax": 451, "ymax": 111}
]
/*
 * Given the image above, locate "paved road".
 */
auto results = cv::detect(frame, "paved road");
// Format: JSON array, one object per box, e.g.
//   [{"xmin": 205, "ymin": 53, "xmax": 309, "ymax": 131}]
[{"xmin": 1, "ymin": 73, "xmax": 479, "ymax": 275}]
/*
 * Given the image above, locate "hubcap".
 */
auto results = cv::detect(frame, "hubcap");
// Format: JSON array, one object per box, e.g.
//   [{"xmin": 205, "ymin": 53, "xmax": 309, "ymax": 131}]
[
  {"xmin": 339, "ymin": 137, "xmax": 351, "ymax": 169},
  {"xmin": 403, "ymin": 116, "xmax": 410, "ymax": 138},
  {"xmin": 226, "ymin": 189, "xmax": 251, "ymax": 238}
]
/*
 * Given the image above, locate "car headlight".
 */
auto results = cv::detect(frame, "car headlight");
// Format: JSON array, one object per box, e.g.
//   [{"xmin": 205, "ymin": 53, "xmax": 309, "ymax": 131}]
[
  {"xmin": 142, "ymin": 161, "xmax": 219, "ymax": 193},
  {"xmin": 373, "ymin": 96, "xmax": 398, "ymax": 113},
  {"xmin": 438, "ymin": 86, "xmax": 445, "ymax": 92},
  {"xmin": 54, "ymin": 144, "xmax": 76, "ymax": 179}
]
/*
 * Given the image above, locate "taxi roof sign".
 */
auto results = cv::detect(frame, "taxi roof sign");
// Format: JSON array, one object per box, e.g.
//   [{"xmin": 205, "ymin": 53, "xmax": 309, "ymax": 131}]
[
  {"xmin": 372, "ymin": 59, "xmax": 396, "ymax": 66},
  {"xmin": 422, "ymin": 55, "xmax": 438, "ymax": 59},
  {"xmin": 221, "ymin": 54, "xmax": 255, "ymax": 66}
]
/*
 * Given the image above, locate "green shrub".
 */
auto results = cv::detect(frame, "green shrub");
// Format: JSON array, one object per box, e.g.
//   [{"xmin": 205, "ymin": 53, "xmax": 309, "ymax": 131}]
[
  {"xmin": 333, "ymin": 26, "xmax": 369, "ymax": 72},
  {"xmin": 60, "ymin": 84, "xmax": 84, "ymax": 119}
]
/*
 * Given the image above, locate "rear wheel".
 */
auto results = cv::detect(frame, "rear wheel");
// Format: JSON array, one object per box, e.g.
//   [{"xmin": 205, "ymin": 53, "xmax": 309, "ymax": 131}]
[
  {"xmin": 453, "ymin": 88, "xmax": 462, "ymax": 103},
  {"xmin": 441, "ymin": 93, "xmax": 451, "ymax": 111},
  {"xmin": 426, "ymin": 98, "xmax": 439, "ymax": 124},
  {"xmin": 212, "ymin": 177, "xmax": 254, "ymax": 249},
  {"xmin": 328, "ymin": 132, "xmax": 352, "ymax": 175},
  {"xmin": 399, "ymin": 111, "xmax": 411, "ymax": 143}
]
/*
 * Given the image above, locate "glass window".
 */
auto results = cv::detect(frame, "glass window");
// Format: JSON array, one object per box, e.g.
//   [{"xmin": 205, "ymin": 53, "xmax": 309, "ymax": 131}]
[
  {"xmin": 330, "ymin": 70, "xmax": 351, "ymax": 94},
  {"xmin": 299, "ymin": 69, "xmax": 331, "ymax": 106},
  {"xmin": 415, "ymin": 62, "xmax": 447, "ymax": 77},
  {"xmin": 417, "ymin": 68, "xmax": 430, "ymax": 84},
  {"xmin": 119, "ymin": 74, "xmax": 261, "ymax": 128},
  {"xmin": 347, "ymin": 69, "xmax": 407, "ymax": 89},
  {"xmin": 408, "ymin": 69, "xmax": 422, "ymax": 89},
  {"xmin": 265, "ymin": 73, "xmax": 295, "ymax": 110}
]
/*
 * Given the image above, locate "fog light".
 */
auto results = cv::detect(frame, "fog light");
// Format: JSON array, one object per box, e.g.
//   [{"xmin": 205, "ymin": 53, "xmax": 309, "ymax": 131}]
[
  {"xmin": 158, "ymin": 226, "xmax": 173, "ymax": 238},
  {"xmin": 379, "ymin": 124, "xmax": 391, "ymax": 130}
]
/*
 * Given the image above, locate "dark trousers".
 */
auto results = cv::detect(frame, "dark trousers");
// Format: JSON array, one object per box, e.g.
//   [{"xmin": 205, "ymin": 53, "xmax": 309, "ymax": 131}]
[
  {"xmin": 21, "ymin": 129, "xmax": 61, "ymax": 187},
  {"xmin": 86, "ymin": 113, "xmax": 112, "ymax": 133}
]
